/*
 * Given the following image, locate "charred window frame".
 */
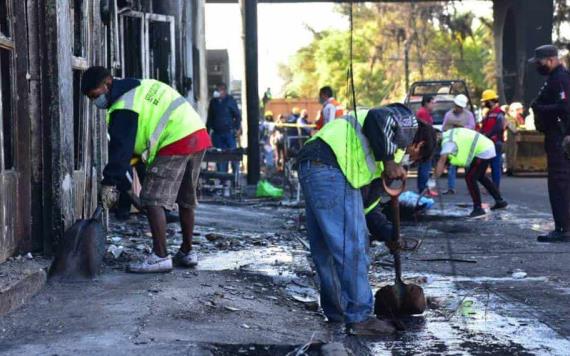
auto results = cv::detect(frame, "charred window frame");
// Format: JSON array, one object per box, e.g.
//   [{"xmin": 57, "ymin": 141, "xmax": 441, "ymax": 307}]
[
  {"xmin": 117, "ymin": 10, "xmax": 175, "ymax": 85},
  {"xmin": 145, "ymin": 13, "xmax": 176, "ymax": 86},
  {"xmin": 0, "ymin": 0, "xmax": 15, "ymax": 171},
  {"xmin": 119, "ymin": 10, "xmax": 145, "ymax": 78},
  {"xmin": 71, "ymin": 0, "xmax": 91, "ymax": 171}
]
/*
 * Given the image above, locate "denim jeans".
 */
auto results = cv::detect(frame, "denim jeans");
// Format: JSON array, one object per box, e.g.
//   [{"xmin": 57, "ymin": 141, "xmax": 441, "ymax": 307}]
[
  {"xmin": 211, "ymin": 131, "xmax": 238, "ymax": 173},
  {"xmin": 417, "ymin": 160, "xmax": 432, "ymax": 193},
  {"xmin": 447, "ymin": 165, "xmax": 457, "ymax": 190},
  {"xmin": 298, "ymin": 161, "xmax": 373, "ymax": 324},
  {"xmin": 490, "ymin": 142, "xmax": 503, "ymax": 188}
]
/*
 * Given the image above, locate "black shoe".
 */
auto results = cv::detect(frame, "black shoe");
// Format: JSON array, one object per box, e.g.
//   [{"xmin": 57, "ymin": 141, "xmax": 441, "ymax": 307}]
[
  {"xmin": 346, "ymin": 317, "xmax": 396, "ymax": 336},
  {"xmin": 442, "ymin": 189, "xmax": 456, "ymax": 195},
  {"xmin": 537, "ymin": 230, "xmax": 570, "ymax": 242},
  {"xmin": 491, "ymin": 200, "xmax": 508, "ymax": 210},
  {"xmin": 469, "ymin": 207, "xmax": 486, "ymax": 217}
]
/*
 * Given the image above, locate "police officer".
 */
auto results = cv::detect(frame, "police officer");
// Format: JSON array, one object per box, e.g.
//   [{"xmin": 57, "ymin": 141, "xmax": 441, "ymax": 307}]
[{"xmin": 529, "ymin": 45, "xmax": 570, "ymax": 242}]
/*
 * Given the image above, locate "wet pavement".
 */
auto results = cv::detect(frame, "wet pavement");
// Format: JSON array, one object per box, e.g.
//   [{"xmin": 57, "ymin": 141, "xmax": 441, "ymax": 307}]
[{"xmin": 1, "ymin": 176, "xmax": 570, "ymax": 355}]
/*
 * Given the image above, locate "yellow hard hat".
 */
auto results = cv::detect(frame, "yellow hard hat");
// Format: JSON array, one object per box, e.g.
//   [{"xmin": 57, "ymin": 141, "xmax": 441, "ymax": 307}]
[
  {"xmin": 292, "ymin": 107, "xmax": 300, "ymax": 115},
  {"xmin": 481, "ymin": 89, "xmax": 499, "ymax": 102},
  {"xmin": 264, "ymin": 110, "xmax": 273, "ymax": 117}
]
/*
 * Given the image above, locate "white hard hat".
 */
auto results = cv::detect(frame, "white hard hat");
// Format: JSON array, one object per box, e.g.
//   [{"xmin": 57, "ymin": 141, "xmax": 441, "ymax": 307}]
[{"xmin": 453, "ymin": 94, "xmax": 468, "ymax": 108}]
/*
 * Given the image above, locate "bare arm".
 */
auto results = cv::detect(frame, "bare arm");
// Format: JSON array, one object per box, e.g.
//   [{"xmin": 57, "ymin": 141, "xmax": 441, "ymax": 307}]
[{"xmin": 434, "ymin": 154, "xmax": 449, "ymax": 178}]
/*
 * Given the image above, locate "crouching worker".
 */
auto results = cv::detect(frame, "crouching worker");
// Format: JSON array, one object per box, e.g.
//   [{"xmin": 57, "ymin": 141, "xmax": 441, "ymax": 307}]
[
  {"xmin": 296, "ymin": 104, "xmax": 431, "ymax": 335},
  {"xmin": 81, "ymin": 66, "xmax": 212, "ymax": 273},
  {"xmin": 433, "ymin": 128, "xmax": 508, "ymax": 217}
]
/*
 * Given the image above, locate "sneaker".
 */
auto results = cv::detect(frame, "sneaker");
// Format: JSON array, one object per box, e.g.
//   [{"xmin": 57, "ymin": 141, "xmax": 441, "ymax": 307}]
[
  {"xmin": 426, "ymin": 189, "xmax": 439, "ymax": 197},
  {"xmin": 469, "ymin": 207, "xmax": 486, "ymax": 218},
  {"xmin": 173, "ymin": 250, "xmax": 198, "ymax": 267},
  {"xmin": 346, "ymin": 317, "xmax": 396, "ymax": 336},
  {"xmin": 442, "ymin": 189, "xmax": 456, "ymax": 195},
  {"xmin": 537, "ymin": 230, "xmax": 570, "ymax": 243},
  {"xmin": 490, "ymin": 200, "xmax": 508, "ymax": 210},
  {"xmin": 127, "ymin": 253, "xmax": 173, "ymax": 273}
]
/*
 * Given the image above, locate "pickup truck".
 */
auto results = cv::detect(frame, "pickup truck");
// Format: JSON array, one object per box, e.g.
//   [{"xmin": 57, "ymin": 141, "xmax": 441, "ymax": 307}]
[{"xmin": 404, "ymin": 80, "xmax": 476, "ymax": 132}]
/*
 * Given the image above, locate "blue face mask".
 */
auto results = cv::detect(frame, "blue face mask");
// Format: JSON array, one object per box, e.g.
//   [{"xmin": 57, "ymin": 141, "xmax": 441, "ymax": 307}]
[{"xmin": 94, "ymin": 93, "xmax": 109, "ymax": 109}]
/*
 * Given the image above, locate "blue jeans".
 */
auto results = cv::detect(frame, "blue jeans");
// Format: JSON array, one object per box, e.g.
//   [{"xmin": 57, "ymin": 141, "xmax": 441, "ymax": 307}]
[
  {"xmin": 298, "ymin": 161, "xmax": 373, "ymax": 324},
  {"xmin": 448, "ymin": 165, "xmax": 457, "ymax": 190},
  {"xmin": 211, "ymin": 131, "xmax": 238, "ymax": 173},
  {"xmin": 417, "ymin": 160, "xmax": 432, "ymax": 193},
  {"xmin": 490, "ymin": 142, "xmax": 503, "ymax": 188}
]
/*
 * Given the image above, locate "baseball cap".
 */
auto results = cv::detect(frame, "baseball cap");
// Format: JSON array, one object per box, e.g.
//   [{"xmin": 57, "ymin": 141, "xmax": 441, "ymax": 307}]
[{"xmin": 528, "ymin": 44, "xmax": 558, "ymax": 63}]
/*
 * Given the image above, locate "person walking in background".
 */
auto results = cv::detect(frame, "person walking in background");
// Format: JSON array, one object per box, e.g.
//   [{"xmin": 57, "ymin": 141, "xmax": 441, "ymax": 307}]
[
  {"xmin": 415, "ymin": 95, "xmax": 437, "ymax": 196},
  {"xmin": 529, "ymin": 45, "xmax": 570, "ymax": 242},
  {"xmin": 441, "ymin": 94, "xmax": 476, "ymax": 194},
  {"xmin": 315, "ymin": 86, "xmax": 344, "ymax": 130},
  {"xmin": 206, "ymin": 83, "xmax": 242, "ymax": 173},
  {"xmin": 479, "ymin": 89, "xmax": 505, "ymax": 188}
]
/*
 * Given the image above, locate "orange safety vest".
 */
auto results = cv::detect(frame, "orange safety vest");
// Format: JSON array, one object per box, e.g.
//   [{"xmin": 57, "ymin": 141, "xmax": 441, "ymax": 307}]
[{"xmin": 316, "ymin": 98, "xmax": 345, "ymax": 130}]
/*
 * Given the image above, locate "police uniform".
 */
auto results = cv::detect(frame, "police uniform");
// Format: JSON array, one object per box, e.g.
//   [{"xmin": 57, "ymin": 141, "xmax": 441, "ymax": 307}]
[{"xmin": 530, "ymin": 46, "xmax": 570, "ymax": 240}]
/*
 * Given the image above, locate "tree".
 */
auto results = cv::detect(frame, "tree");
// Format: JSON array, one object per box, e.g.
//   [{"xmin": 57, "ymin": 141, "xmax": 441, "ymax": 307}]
[{"xmin": 280, "ymin": 3, "xmax": 495, "ymax": 106}]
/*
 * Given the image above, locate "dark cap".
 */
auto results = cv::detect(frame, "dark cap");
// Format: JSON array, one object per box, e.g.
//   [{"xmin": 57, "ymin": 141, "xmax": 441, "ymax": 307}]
[{"xmin": 528, "ymin": 45, "xmax": 558, "ymax": 63}]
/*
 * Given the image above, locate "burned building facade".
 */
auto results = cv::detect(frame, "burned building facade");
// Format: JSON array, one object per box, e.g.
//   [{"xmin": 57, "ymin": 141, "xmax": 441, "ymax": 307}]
[{"xmin": 0, "ymin": 0, "xmax": 208, "ymax": 263}]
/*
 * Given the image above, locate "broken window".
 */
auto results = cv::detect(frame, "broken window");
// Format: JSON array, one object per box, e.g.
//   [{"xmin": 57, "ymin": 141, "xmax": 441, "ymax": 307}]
[
  {"xmin": 1, "ymin": 47, "xmax": 14, "ymax": 170},
  {"xmin": 147, "ymin": 15, "xmax": 174, "ymax": 84},
  {"xmin": 0, "ymin": 0, "xmax": 14, "ymax": 171},
  {"xmin": 72, "ymin": 70, "xmax": 87, "ymax": 170},
  {"xmin": 120, "ymin": 14, "xmax": 144, "ymax": 78},
  {"xmin": 0, "ymin": 0, "xmax": 10, "ymax": 38},
  {"xmin": 71, "ymin": 0, "xmax": 86, "ymax": 57},
  {"xmin": 71, "ymin": 0, "xmax": 90, "ymax": 170},
  {"xmin": 118, "ymin": 11, "xmax": 175, "ymax": 85}
]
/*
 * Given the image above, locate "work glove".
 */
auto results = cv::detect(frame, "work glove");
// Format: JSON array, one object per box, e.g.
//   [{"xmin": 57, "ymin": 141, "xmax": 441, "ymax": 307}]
[
  {"xmin": 100, "ymin": 185, "xmax": 119, "ymax": 209},
  {"xmin": 426, "ymin": 178, "xmax": 437, "ymax": 190}
]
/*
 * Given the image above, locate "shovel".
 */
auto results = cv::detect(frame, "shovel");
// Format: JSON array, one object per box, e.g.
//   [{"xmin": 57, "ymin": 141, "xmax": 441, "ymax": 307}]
[
  {"xmin": 374, "ymin": 178, "xmax": 426, "ymax": 317},
  {"xmin": 48, "ymin": 205, "xmax": 106, "ymax": 280}
]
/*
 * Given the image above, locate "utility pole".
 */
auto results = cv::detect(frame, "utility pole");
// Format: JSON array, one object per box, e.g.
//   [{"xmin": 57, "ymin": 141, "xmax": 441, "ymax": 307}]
[{"xmin": 242, "ymin": 0, "xmax": 260, "ymax": 185}]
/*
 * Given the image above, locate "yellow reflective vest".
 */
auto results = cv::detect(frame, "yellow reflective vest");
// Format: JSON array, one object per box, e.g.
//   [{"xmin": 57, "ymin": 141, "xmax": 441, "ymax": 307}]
[
  {"xmin": 106, "ymin": 79, "xmax": 205, "ymax": 165},
  {"xmin": 442, "ymin": 128, "xmax": 495, "ymax": 167}
]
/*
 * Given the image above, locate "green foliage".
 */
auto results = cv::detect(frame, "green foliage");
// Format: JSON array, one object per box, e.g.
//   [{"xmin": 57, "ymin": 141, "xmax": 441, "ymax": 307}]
[{"xmin": 280, "ymin": 4, "xmax": 496, "ymax": 106}]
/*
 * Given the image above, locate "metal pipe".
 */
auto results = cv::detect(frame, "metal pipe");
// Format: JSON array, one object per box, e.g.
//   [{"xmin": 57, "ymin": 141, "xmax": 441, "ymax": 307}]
[{"xmin": 242, "ymin": 0, "xmax": 260, "ymax": 185}]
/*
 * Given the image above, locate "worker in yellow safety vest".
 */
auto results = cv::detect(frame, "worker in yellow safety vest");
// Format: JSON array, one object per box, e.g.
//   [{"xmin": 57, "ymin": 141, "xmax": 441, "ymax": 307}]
[
  {"xmin": 81, "ymin": 66, "xmax": 212, "ymax": 273},
  {"xmin": 296, "ymin": 104, "xmax": 436, "ymax": 336},
  {"xmin": 432, "ymin": 128, "xmax": 508, "ymax": 217}
]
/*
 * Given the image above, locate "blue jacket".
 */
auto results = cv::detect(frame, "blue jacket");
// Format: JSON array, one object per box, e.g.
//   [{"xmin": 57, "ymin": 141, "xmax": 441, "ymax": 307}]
[{"xmin": 206, "ymin": 95, "xmax": 241, "ymax": 133}]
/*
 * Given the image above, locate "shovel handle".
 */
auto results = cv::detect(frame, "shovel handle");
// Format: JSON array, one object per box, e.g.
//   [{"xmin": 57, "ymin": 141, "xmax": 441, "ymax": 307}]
[
  {"xmin": 382, "ymin": 178, "xmax": 406, "ymax": 198},
  {"xmin": 91, "ymin": 205, "xmax": 103, "ymax": 220}
]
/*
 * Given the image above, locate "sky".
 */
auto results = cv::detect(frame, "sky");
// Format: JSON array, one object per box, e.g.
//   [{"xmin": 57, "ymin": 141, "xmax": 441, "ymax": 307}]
[{"xmin": 205, "ymin": 1, "xmax": 493, "ymax": 97}]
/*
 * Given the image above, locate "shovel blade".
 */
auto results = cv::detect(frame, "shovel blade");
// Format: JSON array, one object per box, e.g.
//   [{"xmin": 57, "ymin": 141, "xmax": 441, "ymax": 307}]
[
  {"xmin": 48, "ymin": 217, "xmax": 105, "ymax": 280},
  {"xmin": 374, "ymin": 283, "xmax": 426, "ymax": 317}
]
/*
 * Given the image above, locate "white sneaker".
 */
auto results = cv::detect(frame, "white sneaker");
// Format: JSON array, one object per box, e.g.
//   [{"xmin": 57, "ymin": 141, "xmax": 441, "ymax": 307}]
[
  {"xmin": 127, "ymin": 253, "xmax": 173, "ymax": 273},
  {"xmin": 173, "ymin": 250, "xmax": 198, "ymax": 267}
]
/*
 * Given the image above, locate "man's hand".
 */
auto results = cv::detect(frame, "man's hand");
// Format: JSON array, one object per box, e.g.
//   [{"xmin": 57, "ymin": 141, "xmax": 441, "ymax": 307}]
[
  {"xmin": 383, "ymin": 160, "xmax": 407, "ymax": 180},
  {"xmin": 427, "ymin": 178, "xmax": 437, "ymax": 190},
  {"xmin": 100, "ymin": 185, "xmax": 119, "ymax": 209}
]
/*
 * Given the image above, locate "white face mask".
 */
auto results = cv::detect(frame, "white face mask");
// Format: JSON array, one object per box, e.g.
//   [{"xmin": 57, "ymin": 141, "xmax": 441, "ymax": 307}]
[
  {"xmin": 94, "ymin": 93, "xmax": 109, "ymax": 109},
  {"xmin": 212, "ymin": 90, "xmax": 221, "ymax": 98}
]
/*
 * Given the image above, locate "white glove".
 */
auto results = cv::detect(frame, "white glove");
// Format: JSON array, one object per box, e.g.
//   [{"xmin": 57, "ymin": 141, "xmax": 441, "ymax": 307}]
[
  {"xmin": 427, "ymin": 178, "xmax": 437, "ymax": 190},
  {"xmin": 101, "ymin": 185, "xmax": 119, "ymax": 209}
]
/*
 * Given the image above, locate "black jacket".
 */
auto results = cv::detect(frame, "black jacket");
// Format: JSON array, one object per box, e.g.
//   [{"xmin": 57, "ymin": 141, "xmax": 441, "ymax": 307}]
[
  {"xmin": 101, "ymin": 78, "xmax": 141, "ymax": 190},
  {"xmin": 533, "ymin": 65, "xmax": 570, "ymax": 135}
]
